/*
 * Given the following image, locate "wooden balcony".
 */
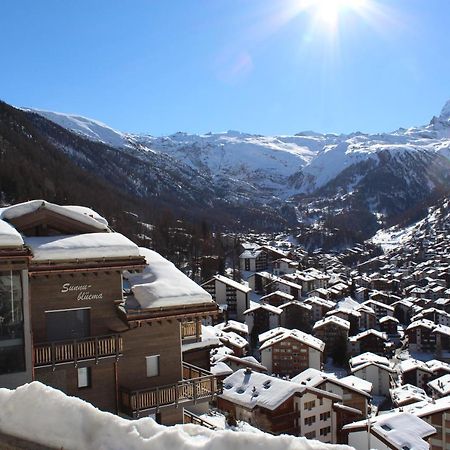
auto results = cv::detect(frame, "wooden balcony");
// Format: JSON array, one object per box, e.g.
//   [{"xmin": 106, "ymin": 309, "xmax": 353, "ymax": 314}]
[
  {"xmin": 120, "ymin": 363, "xmax": 221, "ymax": 417},
  {"xmin": 34, "ymin": 334, "xmax": 123, "ymax": 369}
]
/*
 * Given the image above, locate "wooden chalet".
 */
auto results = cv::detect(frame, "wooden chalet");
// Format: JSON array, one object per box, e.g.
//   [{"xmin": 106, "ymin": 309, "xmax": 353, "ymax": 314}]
[{"xmin": 0, "ymin": 200, "xmax": 221, "ymax": 425}]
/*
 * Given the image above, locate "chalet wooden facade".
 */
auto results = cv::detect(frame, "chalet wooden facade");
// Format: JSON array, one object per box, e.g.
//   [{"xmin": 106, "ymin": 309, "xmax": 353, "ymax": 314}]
[{"xmin": 0, "ymin": 200, "xmax": 221, "ymax": 425}]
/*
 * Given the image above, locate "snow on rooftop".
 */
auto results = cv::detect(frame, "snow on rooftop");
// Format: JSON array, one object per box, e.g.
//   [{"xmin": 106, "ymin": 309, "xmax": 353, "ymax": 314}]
[
  {"xmin": 126, "ymin": 247, "xmax": 215, "ymax": 310},
  {"xmin": 428, "ymin": 374, "xmax": 450, "ymax": 396},
  {"xmin": 0, "ymin": 219, "xmax": 24, "ymax": 248},
  {"xmin": 349, "ymin": 352, "xmax": 390, "ymax": 368},
  {"xmin": 24, "ymin": 232, "xmax": 140, "ymax": 261},
  {"xmin": 258, "ymin": 327, "xmax": 290, "ymax": 344},
  {"xmin": 216, "ymin": 320, "xmax": 249, "ymax": 334},
  {"xmin": 313, "ymin": 315, "xmax": 350, "ymax": 331},
  {"xmin": 339, "ymin": 375, "xmax": 372, "ymax": 394},
  {"xmin": 213, "ymin": 275, "xmax": 252, "ymax": 293},
  {"xmin": 259, "ymin": 329, "xmax": 325, "ymax": 352},
  {"xmin": 0, "ymin": 200, "xmax": 108, "ymax": 231},
  {"xmin": 221, "ymin": 369, "xmax": 304, "ymax": 411},
  {"xmin": 345, "ymin": 412, "xmax": 435, "ymax": 450},
  {"xmin": 390, "ymin": 384, "xmax": 430, "ymax": 406},
  {"xmin": 0, "ymin": 382, "xmax": 352, "ymax": 450},
  {"xmin": 210, "ymin": 361, "xmax": 234, "ymax": 376}
]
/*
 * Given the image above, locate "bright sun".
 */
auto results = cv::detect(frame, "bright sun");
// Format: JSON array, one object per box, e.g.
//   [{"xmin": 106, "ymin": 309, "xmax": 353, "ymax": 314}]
[{"xmin": 311, "ymin": 0, "xmax": 369, "ymax": 27}]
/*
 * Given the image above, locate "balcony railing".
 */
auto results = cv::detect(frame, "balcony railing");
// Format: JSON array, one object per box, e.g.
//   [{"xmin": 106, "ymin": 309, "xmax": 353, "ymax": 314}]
[
  {"xmin": 120, "ymin": 363, "xmax": 221, "ymax": 417},
  {"xmin": 34, "ymin": 334, "xmax": 123, "ymax": 368}
]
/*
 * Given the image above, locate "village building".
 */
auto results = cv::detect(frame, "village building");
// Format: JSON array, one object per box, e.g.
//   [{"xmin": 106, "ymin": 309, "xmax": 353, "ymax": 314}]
[
  {"xmin": 379, "ymin": 316, "xmax": 400, "ymax": 337},
  {"xmin": 259, "ymin": 329, "xmax": 324, "ymax": 376},
  {"xmin": 0, "ymin": 200, "xmax": 222, "ymax": 425},
  {"xmin": 312, "ymin": 316, "xmax": 350, "ymax": 358},
  {"xmin": 217, "ymin": 369, "xmax": 344, "ymax": 443},
  {"xmin": 279, "ymin": 301, "xmax": 313, "ymax": 333},
  {"xmin": 304, "ymin": 296, "xmax": 335, "ymax": 322},
  {"xmin": 244, "ymin": 303, "xmax": 282, "ymax": 347},
  {"xmin": 272, "ymin": 258, "xmax": 298, "ymax": 276},
  {"xmin": 402, "ymin": 396, "xmax": 450, "ymax": 450},
  {"xmin": 428, "ymin": 374, "xmax": 450, "ymax": 398},
  {"xmin": 349, "ymin": 352, "xmax": 396, "ymax": 397},
  {"xmin": 399, "ymin": 359, "xmax": 434, "ymax": 390},
  {"xmin": 201, "ymin": 274, "xmax": 251, "ymax": 322},
  {"xmin": 390, "ymin": 384, "xmax": 430, "ymax": 407},
  {"xmin": 292, "ymin": 368, "xmax": 371, "ymax": 419},
  {"xmin": 344, "ymin": 411, "xmax": 436, "ymax": 450},
  {"xmin": 259, "ymin": 290, "xmax": 294, "ymax": 307},
  {"xmin": 348, "ymin": 329, "xmax": 389, "ymax": 356}
]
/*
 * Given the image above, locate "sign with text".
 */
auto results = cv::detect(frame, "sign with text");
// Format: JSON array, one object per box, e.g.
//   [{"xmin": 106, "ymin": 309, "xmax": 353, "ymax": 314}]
[{"xmin": 60, "ymin": 283, "xmax": 103, "ymax": 301}]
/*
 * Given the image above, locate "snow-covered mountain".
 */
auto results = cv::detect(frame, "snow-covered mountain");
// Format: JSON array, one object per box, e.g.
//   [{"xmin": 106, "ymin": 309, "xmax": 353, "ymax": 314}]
[{"xmin": 19, "ymin": 99, "xmax": 450, "ymax": 239}]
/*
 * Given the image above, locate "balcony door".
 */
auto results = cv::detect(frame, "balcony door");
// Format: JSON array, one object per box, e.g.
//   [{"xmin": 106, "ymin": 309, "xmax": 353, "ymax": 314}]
[{"xmin": 45, "ymin": 308, "xmax": 91, "ymax": 341}]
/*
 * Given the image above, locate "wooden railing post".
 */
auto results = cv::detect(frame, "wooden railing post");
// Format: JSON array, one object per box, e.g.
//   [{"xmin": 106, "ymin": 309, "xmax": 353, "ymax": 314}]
[
  {"xmin": 193, "ymin": 379, "xmax": 197, "ymax": 404},
  {"xmin": 95, "ymin": 337, "xmax": 99, "ymax": 364},
  {"xmin": 73, "ymin": 340, "xmax": 78, "ymax": 368},
  {"xmin": 51, "ymin": 343, "xmax": 56, "ymax": 371}
]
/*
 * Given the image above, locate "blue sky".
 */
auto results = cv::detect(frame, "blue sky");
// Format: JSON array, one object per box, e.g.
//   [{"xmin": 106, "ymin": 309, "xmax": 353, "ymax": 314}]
[{"xmin": 1, "ymin": 0, "xmax": 449, "ymax": 135}]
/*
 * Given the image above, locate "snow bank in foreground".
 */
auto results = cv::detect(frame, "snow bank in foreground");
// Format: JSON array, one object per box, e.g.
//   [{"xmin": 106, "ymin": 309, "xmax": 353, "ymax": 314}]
[{"xmin": 0, "ymin": 383, "xmax": 353, "ymax": 450}]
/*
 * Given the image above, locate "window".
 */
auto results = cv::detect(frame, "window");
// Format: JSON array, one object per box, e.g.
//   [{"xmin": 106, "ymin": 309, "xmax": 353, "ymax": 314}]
[
  {"xmin": 320, "ymin": 412, "xmax": 331, "ymax": 421},
  {"xmin": 77, "ymin": 367, "xmax": 91, "ymax": 388},
  {"xmin": 146, "ymin": 355, "xmax": 160, "ymax": 377},
  {"xmin": 304, "ymin": 400, "xmax": 315, "ymax": 410},
  {"xmin": 304, "ymin": 416, "xmax": 316, "ymax": 426},
  {"xmin": 0, "ymin": 271, "xmax": 25, "ymax": 375},
  {"xmin": 305, "ymin": 431, "xmax": 316, "ymax": 439},
  {"xmin": 320, "ymin": 426, "xmax": 331, "ymax": 436}
]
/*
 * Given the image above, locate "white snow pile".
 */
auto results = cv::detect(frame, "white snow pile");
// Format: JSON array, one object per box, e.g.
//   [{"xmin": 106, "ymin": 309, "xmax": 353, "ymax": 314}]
[
  {"xmin": 24, "ymin": 233, "xmax": 140, "ymax": 261},
  {"xmin": 0, "ymin": 200, "xmax": 109, "ymax": 231},
  {"xmin": 126, "ymin": 247, "xmax": 215, "ymax": 309},
  {"xmin": 0, "ymin": 382, "xmax": 353, "ymax": 450},
  {"xmin": 0, "ymin": 219, "xmax": 24, "ymax": 248}
]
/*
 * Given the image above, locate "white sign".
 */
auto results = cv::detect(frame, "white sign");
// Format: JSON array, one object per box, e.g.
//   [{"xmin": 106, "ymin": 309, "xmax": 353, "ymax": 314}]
[{"xmin": 60, "ymin": 283, "xmax": 103, "ymax": 301}]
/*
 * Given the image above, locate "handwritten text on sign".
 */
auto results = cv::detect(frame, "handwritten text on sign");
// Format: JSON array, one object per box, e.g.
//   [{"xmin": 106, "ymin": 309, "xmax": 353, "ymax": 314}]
[{"xmin": 60, "ymin": 283, "xmax": 103, "ymax": 301}]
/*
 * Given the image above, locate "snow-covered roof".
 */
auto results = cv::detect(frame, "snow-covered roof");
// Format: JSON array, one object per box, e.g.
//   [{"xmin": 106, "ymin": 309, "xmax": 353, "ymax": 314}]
[
  {"xmin": 339, "ymin": 375, "xmax": 372, "ymax": 394},
  {"xmin": 0, "ymin": 200, "xmax": 108, "ymax": 231},
  {"xmin": 428, "ymin": 374, "xmax": 450, "ymax": 396},
  {"xmin": 406, "ymin": 318, "xmax": 436, "ymax": 331},
  {"xmin": 379, "ymin": 316, "xmax": 399, "ymax": 324},
  {"xmin": 216, "ymin": 320, "xmax": 249, "ymax": 335},
  {"xmin": 344, "ymin": 412, "xmax": 436, "ymax": 450},
  {"xmin": 211, "ymin": 275, "xmax": 252, "ymax": 293},
  {"xmin": 260, "ymin": 290, "xmax": 294, "ymax": 301},
  {"xmin": 0, "ymin": 219, "xmax": 24, "ymax": 248},
  {"xmin": 126, "ymin": 248, "xmax": 215, "ymax": 310},
  {"xmin": 0, "ymin": 381, "xmax": 351, "ymax": 450},
  {"xmin": 25, "ymin": 233, "xmax": 140, "ymax": 261},
  {"xmin": 259, "ymin": 329, "xmax": 325, "ymax": 352},
  {"xmin": 313, "ymin": 315, "xmax": 350, "ymax": 331},
  {"xmin": 220, "ymin": 369, "xmax": 338, "ymax": 412},
  {"xmin": 210, "ymin": 362, "xmax": 233, "ymax": 377},
  {"xmin": 348, "ymin": 329, "xmax": 387, "ymax": 343},
  {"xmin": 349, "ymin": 352, "xmax": 390, "ymax": 369},
  {"xmin": 390, "ymin": 384, "xmax": 430, "ymax": 406},
  {"xmin": 243, "ymin": 303, "xmax": 283, "ymax": 315},
  {"xmin": 258, "ymin": 327, "xmax": 290, "ymax": 344},
  {"xmin": 399, "ymin": 359, "xmax": 432, "ymax": 374},
  {"xmin": 292, "ymin": 368, "xmax": 371, "ymax": 398}
]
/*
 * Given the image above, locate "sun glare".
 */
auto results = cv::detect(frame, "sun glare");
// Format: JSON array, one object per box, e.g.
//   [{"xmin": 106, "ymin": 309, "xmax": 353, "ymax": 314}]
[{"xmin": 309, "ymin": 0, "xmax": 369, "ymax": 29}]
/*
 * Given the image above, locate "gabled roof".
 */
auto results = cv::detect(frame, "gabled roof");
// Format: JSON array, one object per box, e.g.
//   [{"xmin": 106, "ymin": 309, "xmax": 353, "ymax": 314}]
[
  {"xmin": 0, "ymin": 200, "xmax": 109, "ymax": 234},
  {"xmin": 205, "ymin": 275, "xmax": 251, "ymax": 293},
  {"xmin": 243, "ymin": 303, "xmax": 282, "ymax": 315},
  {"xmin": 343, "ymin": 412, "xmax": 436, "ymax": 450},
  {"xmin": 313, "ymin": 315, "xmax": 350, "ymax": 331},
  {"xmin": 259, "ymin": 329, "xmax": 325, "ymax": 352},
  {"xmin": 220, "ymin": 369, "xmax": 340, "ymax": 411}
]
